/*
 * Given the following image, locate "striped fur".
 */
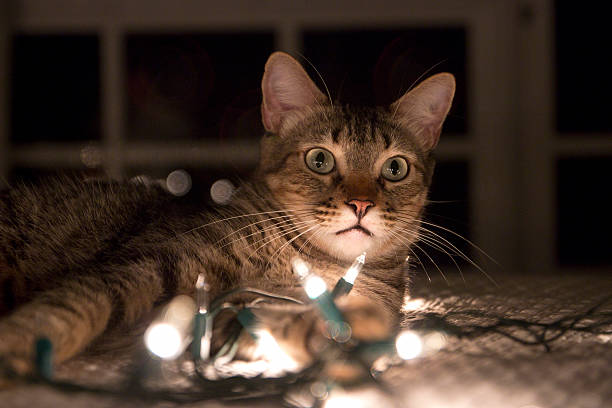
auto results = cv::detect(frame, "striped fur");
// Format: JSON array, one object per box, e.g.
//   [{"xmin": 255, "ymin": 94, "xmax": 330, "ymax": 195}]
[{"xmin": 0, "ymin": 53, "xmax": 455, "ymax": 377}]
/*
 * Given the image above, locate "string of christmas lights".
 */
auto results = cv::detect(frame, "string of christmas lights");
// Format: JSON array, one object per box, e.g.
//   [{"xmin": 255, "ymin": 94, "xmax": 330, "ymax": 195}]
[
  {"xmin": 18, "ymin": 254, "xmax": 612, "ymax": 407},
  {"xmin": 19, "ymin": 253, "xmax": 428, "ymax": 406}
]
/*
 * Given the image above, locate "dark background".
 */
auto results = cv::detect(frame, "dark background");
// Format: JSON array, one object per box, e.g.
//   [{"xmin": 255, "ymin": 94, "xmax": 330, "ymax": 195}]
[{"xmin": 2, "ymin": 1, "xmax": 611, "ymax": 272}]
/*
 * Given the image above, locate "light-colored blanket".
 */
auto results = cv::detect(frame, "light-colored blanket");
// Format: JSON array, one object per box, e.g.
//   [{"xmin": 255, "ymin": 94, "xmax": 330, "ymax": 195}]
[{"xmin": 3, "ymin": 271, "xmax": 611, "ymax": 408}]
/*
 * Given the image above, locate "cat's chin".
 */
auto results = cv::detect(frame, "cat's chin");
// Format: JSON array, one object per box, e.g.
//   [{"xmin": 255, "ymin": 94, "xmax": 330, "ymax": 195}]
[{"xmin": 326, "ymin": 230, "xmax": 377, "ymax": 261}]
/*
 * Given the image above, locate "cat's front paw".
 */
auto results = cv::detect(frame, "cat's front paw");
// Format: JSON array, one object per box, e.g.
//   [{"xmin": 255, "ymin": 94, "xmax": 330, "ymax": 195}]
[
  {"xmin": 335, "ymin": 295, "xmax": 395, "ymax": 342},
  {"xmin": 0, "ymin": 323, "xmax": 37, "ymax": 385},
  {"xmin": 237, "ymin": 296, "xmax": 395, "ymax": 381},
  {"xmin": 0, "ymin": 354, "xmax": 32, "ymax": 388},
  {"xmin": 317, "ymin": 296, "xmax": 395, "ymax": 382}
]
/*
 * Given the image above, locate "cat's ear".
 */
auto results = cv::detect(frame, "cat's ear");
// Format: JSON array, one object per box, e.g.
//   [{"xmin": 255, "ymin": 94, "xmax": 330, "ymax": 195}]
[
  {"xmin": 261, "ymin": 52, "xmax": 327, "ymax": 133},
  {"xmin": 390, "ymin": 73, "xmax": 456, "ymax": 151}
]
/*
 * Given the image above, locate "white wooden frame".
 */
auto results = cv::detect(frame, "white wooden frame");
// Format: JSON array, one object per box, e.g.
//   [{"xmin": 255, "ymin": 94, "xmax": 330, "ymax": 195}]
[{"xmin": 4, "ymin": 0, "xmax": 605, "ymax": 275}]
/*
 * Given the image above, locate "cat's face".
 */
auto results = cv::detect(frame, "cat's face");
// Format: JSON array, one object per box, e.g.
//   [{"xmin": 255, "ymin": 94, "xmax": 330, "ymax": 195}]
[{"xmin": 258, "ymin": 53, "xmax": 455, "ymax": 262}]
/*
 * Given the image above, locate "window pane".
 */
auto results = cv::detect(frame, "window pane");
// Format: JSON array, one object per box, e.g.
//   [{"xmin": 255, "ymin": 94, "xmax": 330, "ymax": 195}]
[
  {"xmin": 557, "ymin": 157, "xmax": 612, "ymax": 266},
  {"xmin": 9, "ymin": 167, "xmax": 101, "ymax": 185},
  {"xmin": 302, "ymin": 27, "xmax": 467, "ymax": 134},
  {"xmin": 11, "ymin": 35, "xmax": 100, "ymax": 143},
  {"xmin": 126, "ymin": 32, "xmax": 274, "ymax": 142},
  {"xmin": 555, "ymin": 1, "xmax": 612, "ymax": 133}
]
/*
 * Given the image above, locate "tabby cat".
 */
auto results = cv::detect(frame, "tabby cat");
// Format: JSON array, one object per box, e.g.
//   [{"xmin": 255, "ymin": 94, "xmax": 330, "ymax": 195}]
[{"xmin": 0, "ymin": 52, "xmax": 455, "ymax": 378}]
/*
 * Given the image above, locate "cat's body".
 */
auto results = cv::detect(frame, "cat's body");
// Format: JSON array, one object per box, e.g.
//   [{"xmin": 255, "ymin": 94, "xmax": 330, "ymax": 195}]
[{"xmin": 0, "ymin": 52, "xmax": 455, "ymax": 377}]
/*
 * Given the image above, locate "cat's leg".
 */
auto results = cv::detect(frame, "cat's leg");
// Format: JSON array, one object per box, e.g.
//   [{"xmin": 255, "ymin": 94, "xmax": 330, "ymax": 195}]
[
  {"xmin": 0, "ymin": 258, "xmax": 168, "ymax": 377},
  {"xmin": 0, "ymin": 276, "xmax": 113, "ymax": 376}
]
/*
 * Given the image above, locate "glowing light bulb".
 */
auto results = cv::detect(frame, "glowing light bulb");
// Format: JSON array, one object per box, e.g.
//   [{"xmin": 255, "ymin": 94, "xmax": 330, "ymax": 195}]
[
  {"xmin": 292, "ymin": 256, "xmax": 344, "ymax": 324},
  {"xmin": 145, "ymin": 323, "xmax": 183, "ymax": 359},
  {"xmin": 195, "ymin": 273, "xmax": 210, "ymax": 314},
  {"xmin": 395, "ymin": 330, "xmax": 423, "ymax": 360},
  {"xmin": 304, "ymin": 275, "xmax": 327, "ymax": 299},
  {"xmin": 331, "ymin": 252, "xmax": 366, "ymax": 298},
  {"xmin": 193, "ymin": 274, "xmax": 213, "ymax": 360},
  {"xmin": 292, "ymin": 256, "xmax": 327, "ymax": 299},
  {"xmin": 344, "ymin": 252, "xmax": 366, "ymax": 284},
  {"xmin": 144, "ymin": 295, "xmax": 195, "ymax": 360}
]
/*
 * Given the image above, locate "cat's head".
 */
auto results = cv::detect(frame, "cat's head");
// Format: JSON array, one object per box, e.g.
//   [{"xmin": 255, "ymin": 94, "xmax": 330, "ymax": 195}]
[{"xmin": 257, "ymin": 52, "xmax": 455, "ymax": 262}]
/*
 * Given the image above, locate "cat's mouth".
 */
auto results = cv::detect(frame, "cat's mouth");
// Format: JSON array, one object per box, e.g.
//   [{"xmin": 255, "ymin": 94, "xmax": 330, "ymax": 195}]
[{"xmin": 336, "ymin": 224, "xmax": 373, "ymax": 237}]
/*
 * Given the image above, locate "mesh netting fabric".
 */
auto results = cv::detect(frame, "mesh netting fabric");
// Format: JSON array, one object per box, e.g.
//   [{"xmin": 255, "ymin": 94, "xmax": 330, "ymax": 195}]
[{"xmin": 2, "ymin": 271, "xmax": 611, "ymax": 408}]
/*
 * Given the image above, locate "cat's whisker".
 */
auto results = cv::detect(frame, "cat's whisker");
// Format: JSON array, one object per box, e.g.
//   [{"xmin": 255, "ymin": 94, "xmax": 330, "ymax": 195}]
[
  {"xmin": 387, "ymin": 229, "xmax": 431, "ymax": 283},
  {"xmin": 394, "ymin": 217, "xmax": 474, "ymax": 272},
  {"xmin": 387, "ymin": 226, "xmax": 449, "ymax": 285},
  {"xmin": 246, "ymin": 220, "xmax": 317, "ymax": 252},
  {"xmin": 302, "ymin": 227, "xmax": 328, "ymax": 258},
  {"xmin": 398, "ymin": 210, "xmax": 488, "ymax": 265},
  {"xmin": 397, "ymin": 211, "xmax": 500, "ymax": 266},
  {"xmin": 218, "ymin": 218, "xmax": 316, "ymax": 251},
  {"xmin": 297, "ymin": 226, "xmax": 324, "ymax": 256},
  {"xmin": 246, "ymin": 222, "xmax": 318, "ymax": 261},
  {"xmin": 394, "ymin": 214, "xmax": 498, "ymax": 286},
  {"xmin": 176, "ymin": 209, "xmax": 310, "ymax": 238},
  {"xmin": 214, "ymin": 212, "xmax": 313, "ymax": 246},
  {"xmin": 394, "ymin": 221, "xmax": 467, "ymax": 270},
  {"xmin": 218, "ymin": 222, "xmax": 314, "ymax": 249},
  {"xmin": 411, "ymin": 241, "xmax": 449, "ymax": 285},
  {"xmin": 416, "ymin": 228, "xmax": 473, "ymax": 262},
  {"xmin": 404, "ymin": 228, "xmax": 466, "ymax": 284},
  {"xmin": 413, "ymin": 222, "xmax": 498, "ymax": 284},
  {"xmin": 265, "ymin": 224, "xmax": 321, "ymax": 269}
]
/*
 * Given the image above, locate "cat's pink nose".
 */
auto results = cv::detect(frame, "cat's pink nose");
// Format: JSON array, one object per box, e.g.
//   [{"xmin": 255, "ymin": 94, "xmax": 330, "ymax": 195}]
[{"xmin": 346, "ymin": 199, "xmax": 375, "ymax": 219}]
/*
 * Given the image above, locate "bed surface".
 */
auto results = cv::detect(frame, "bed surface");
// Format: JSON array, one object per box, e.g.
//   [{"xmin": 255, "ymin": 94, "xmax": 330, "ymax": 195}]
[{"xmin": 2, "ymin": 271, "xmax": 611, "ymax": 408}]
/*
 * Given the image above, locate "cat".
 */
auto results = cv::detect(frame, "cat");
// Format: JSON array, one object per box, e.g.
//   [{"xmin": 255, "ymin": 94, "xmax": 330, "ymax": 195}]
[{"xmin": 0, "ymin": 52, "xmax": 455, "ymax": 379}]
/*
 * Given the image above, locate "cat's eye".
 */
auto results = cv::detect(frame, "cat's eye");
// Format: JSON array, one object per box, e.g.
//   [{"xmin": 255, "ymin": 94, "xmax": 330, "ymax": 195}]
[
  {"xmin": 381, "ymin": 156, "xmax": 409, "ymax": 181},
  {"xmin": 305, "ymin": 148, "xmax": 335, "ymax": 174}
]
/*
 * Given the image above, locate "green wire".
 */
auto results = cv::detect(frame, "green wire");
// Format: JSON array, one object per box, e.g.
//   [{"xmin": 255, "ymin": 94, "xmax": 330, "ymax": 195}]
[{"xmin": 210, "ymin": 287, "xmax": 303, "ymax": 312}]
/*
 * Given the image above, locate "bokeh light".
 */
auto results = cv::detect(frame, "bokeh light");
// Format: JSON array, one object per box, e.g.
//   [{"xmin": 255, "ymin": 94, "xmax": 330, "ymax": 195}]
[
  {"xmin": 402, "ymin": 296, "xmax": 425, "ymax": 312},
  {"xmin": 395, "ymin": 330, "xmax": 423, "ymax": 360},
  {"xmin": 144, "ymin": 323, "xmax": 183, "ymax": 359},
  {"xmin": 166, "ymin": 169, "xmax": 192, "ymax": 196},
  {"xmin": 304, "ymin": 275, "xmax": 327, "ymax": 299},
  {"xmin": 210, "ymin": 178, "xmax": 235, "ymax": 204}
]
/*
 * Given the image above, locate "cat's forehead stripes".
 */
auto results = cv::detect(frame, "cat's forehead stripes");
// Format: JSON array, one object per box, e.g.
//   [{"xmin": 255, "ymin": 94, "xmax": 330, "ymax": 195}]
[{"xmin": 338, "ymin": 106, "xmax": 390, "ymax": 147}]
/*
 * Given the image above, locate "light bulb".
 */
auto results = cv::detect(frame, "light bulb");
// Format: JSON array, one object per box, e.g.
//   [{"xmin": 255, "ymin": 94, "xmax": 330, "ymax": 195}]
[
  {"xmin": 331, "ymin": 252, "xmax": 366, "ymax": 298},
  {"xmin": 145, "ymin": 323, "xmax": 183, "ymax": 359},
  {"xmin": 144, "ymin": 295, "xmax": 195, "ymax": 360},
  {"xmin": 395, "ymin": 330, "xmax": 423, "ymax": 360},
  {"xmin": 292, "ymin": 256, "xmax": 328, "ymax": 299},
  {"xmin": 343, "ymin": 252, "xmax": 366, "ymax": 284},
  {"xmin": 304, "ymin": 275, "xmax": 327, "ymax": 299},
  {"xmin": 195, "ymin": 273, "xmax": 210, "ymax": 314}
]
